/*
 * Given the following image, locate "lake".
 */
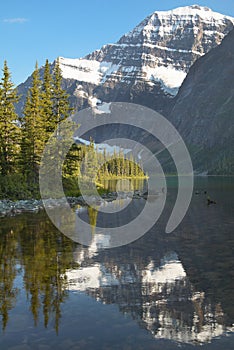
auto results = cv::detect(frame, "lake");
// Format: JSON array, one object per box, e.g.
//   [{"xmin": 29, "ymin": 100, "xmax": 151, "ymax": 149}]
[{"xmin": 0, "ymin": 177, "xmax": 233, "ymax": 349}]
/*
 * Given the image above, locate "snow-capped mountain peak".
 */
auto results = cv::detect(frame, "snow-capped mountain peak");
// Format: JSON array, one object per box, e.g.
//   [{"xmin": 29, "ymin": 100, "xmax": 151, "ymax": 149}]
[
  {"xmin": 17, "ymin": 5, "xmax": 234, "ymax": 114},
  {"xmin": 154, "ymin": 4, "xmax": 232, "ymax": 20},
  {"xmin": 119, "ymin": 5, "xmax": 233, "ymax": 54}
]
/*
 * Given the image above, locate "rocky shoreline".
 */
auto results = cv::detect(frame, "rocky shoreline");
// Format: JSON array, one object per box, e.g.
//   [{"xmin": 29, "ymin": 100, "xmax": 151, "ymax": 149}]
[{"xmin": 0, "ymin": 191, "xmax": 149, "ymax": 218}]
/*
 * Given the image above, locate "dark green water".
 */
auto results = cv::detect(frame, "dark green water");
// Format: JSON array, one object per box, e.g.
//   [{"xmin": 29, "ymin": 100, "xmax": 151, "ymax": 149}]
[{"xmin": 0, "ymin": 177, "xmax": 233, "ymax": 349}]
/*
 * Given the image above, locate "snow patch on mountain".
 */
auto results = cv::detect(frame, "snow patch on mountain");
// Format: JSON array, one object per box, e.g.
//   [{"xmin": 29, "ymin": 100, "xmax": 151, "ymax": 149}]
[
  {"xmin": 60, "ymin": 56, "xmax": 187, "ymax": 95},
  {"xmin": 59, "ymin": 58, "xmax": 101, "ymax": 83},
  {"xmin": 143, "ymin": 65, "xmax": 187, "ymax": 94},
  {"xmin": 59, "ymin": 57, "xmax": 117, "ymax": 84},
  {"xmin": 88, "ymin": 96, "xmax": 111, "ymax": 114}
]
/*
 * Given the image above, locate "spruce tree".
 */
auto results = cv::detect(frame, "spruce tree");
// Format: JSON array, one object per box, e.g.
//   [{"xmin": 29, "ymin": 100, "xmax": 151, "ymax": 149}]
[
  {"xmin": 103, "ymin": 148, "xmax": 109, "ymax": 176},
  {"xmin": 84, "ymin": 139, "xmax": 98, "ymax": 181},
  {"xmin": 20, "ymin": 62, "xmax": 45, "ymax": 184},
  {"xmin": 0, "ymin": 61, "xmax": 20, "ymax": 175},
  {"xmin": 48, "ymin": 58, "xmax": 75, "ymax": 181},
  {"xmin": 129, "ymin": 154, "xmax": 135, "ymax": 177},
  {"xmin": 41, "ymin": 59, "xmax": 54, "ymax": 136},
  {"xmin": 52, "ymin": 58, "xmax": 72, "ymax": 129}
]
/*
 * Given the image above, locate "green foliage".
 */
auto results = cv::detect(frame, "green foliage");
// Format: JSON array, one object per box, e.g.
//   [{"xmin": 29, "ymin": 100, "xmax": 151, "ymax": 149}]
[
  {"xmin": 52, "ymin": 58, "xmax": 73, "ymax": 127},
  {"xmin": 80, "ymin": 138, "xmax": 99, "ymax": 182},
  {"xmin": 20, "ymin": 63, "xmax": 46, "ymax": 184},
  {"xmin": 98, "ymin": 150, "xmax": 147, "ymax": 179},
  {"xmin": 0, "ymin": 59, "xmax": 76, "ymax": 199},
  {"xmin": 62, "ymin": 142, "xmax": 83, "ymax": 178},
  {"xmin": 61, "ymin": 144, "xmax": 147, "ymax": 197},
  {"xmin": 0, "ymin": 174, "xmax": 38, "ymax": 200},
  {"xmin": 0, "ymin": 61, "xmax": 20, "ymax": 176},
  {"xmin": 62, "ymin": 176, "xmax": 81, "ymax": 197},
  {"xmin": 41, "ymin": 59, "xmax": 54, "ymax": 136},
  {"xmin": 61, "ymin": 143, "xmax": 148, "ymax": 196},
  {"xmin": 0, "ymin": 60, "xmax": 146, "ymax": 201}
]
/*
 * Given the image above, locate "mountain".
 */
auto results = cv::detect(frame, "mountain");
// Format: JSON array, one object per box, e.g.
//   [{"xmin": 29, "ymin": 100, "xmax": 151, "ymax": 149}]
[
  {"xmin": 168, "ymin": 28, "xmax": 234, "ymax": 174},
  {"xmin": 15, "ymin": 5, "xmax": 234, "ymax": 174},
  {"xmin": 16, "ymin": 5, "xmax": 234, "ymax": 114}
]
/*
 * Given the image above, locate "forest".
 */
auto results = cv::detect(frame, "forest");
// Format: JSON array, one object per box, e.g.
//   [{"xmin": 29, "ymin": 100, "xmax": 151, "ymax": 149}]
[{"xmin": 0, "ymin": 60, "xmax": 147, "ymax": 200}]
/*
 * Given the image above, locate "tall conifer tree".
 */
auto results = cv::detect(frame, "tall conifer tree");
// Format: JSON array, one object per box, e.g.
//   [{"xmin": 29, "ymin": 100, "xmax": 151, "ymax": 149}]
[
  {"xmin": 51, "ymin": 58, "xmax": 76, "ymax": 178},
  {"xmin": 0, "ymin": 61, "xmax": 20, "ymax": 175},
  {"xmin": 20, "ymin": 63, "xmax": 45, "ymax": 183},
  {"xmin": 52, "ymin": 58, "xmax": 72, "ymax": 129},
  {"xmin": 41, "ymin": 59, "xmax": 53, "ymax": 136}
]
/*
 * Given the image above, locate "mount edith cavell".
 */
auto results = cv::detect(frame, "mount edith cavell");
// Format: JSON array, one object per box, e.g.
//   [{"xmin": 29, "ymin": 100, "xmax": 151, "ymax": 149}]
[{"xmin": 17, "ymin": 5, "xmax": 234, "ymax": 174}]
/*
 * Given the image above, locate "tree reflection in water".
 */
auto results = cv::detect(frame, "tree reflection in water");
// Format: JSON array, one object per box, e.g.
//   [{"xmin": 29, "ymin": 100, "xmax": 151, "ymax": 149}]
[
  {"xmin": 0, "ymin": 213, "xmax": 77, "ymax": 332},
  {"xmin": 0, "ymin": 228, "xmax": 18, "ymax": 330},
  {"xmin": 0, "ymin": 194, "xmax": 233, "ymax": 347}
]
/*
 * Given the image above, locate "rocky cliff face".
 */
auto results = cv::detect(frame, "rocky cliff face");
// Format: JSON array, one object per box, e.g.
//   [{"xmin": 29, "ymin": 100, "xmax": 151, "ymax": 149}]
[
  {"xmin": 16, "ymin": 5, "xmax": 233, "ymax": 114},
  {"xmin": 168, "ymin": 28, "xmax": 234, "ymax": 174}
]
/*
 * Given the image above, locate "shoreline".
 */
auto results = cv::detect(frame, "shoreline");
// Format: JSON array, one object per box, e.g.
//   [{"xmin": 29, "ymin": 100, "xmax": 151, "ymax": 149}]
[{"xmin": 0, "ymin": 190, "xmax": 150, "ymax": 218}]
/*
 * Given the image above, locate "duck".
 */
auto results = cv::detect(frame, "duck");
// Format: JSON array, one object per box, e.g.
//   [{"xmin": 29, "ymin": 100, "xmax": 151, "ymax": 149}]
[{"xmin": 207, "ymin": 196, "xmax": 216, "ymax": 205}]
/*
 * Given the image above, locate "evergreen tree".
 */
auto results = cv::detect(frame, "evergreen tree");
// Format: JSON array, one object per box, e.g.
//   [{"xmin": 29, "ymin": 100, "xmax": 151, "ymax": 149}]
[
  {"xmin": 129, "ymin": 154, "xmax": 135, "ymax": 177},
  {"xmin": 83, "ymin": 138, "xmax": 98, "ymax": 181},
  {"xmin": 40, "ymin": 58, "xmax": 74, "ymax": 187},
  {"xmin": 41, "ymin": 59, "xmax": 54, "ymax": 136},
  {"xmin": 0, "ymin": 61, "xmax": 20, "ymax": 175},
  {"xmin": 20, "ymin": 63, "xmax": 45, "ymax": 184},
  {"xmin": 125, "ymin": 155, "xmax": 130, "ymax": 177},
  {"xmin": 63, "ymin": 143, "xmax": 82, "ymax": 177},
  {"xmin": 103, "ymin": 148, "xmax": 109, "ymax": 176},
  {"xmin": 116, "ymin": 149, "xmax": 121, "ymax": 177},
  {"xmin": 52, "ymin": 58, "xmax": 72, "ymax": 129},
  {"xmin": 111, "ymin": 149, "xmax": 117, "ymax": 175}
]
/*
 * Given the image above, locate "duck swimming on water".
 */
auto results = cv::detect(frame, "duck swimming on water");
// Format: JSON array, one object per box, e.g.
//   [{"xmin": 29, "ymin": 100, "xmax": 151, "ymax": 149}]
[{"xmin": 207, "ymin": 196, "xmax": 216, "ymax": 205}]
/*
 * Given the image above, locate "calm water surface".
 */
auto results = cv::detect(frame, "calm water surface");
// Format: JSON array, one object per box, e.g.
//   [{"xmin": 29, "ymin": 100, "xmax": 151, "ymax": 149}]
[{"xmin": 0, "ymin": 177, "xmax": 233, "ymax": 349}]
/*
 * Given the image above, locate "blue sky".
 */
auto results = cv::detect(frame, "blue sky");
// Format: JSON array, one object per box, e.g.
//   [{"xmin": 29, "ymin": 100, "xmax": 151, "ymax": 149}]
[{"xmin": 1, "ymin": 0, "xmax": 234, "ymax": 85}]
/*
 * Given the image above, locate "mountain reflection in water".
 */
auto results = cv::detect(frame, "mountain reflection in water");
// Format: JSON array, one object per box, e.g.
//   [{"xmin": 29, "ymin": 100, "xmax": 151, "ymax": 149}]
[
  {"xmin": 0, "ymin": 178, "xmax": 233, "ymax": 349},
  {"xmin": 65, "ymin": 241, "xmax": 231, "ymax": 345}
]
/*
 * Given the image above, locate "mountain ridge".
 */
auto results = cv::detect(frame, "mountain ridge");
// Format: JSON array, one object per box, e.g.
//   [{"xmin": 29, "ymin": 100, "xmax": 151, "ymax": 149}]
[
  {"xmin": 16, "ymin": 5, "xmax": 234, "ymax": 114},
  {"xmin": 15, "ymin": 5, "xmax": 234, "ymax": 173},
  {"xmin": 168, "ymin": 28, "xmax": 234, "ymax": 174}
]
